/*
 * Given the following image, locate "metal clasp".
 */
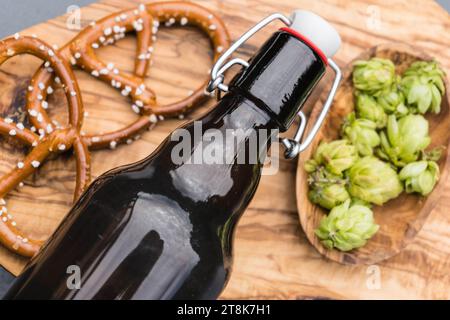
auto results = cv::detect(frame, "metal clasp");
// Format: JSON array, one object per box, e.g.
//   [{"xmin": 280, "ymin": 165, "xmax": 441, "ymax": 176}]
[
  {"xmin": 206, "ymin": 13, "xmax": 292, "ymax": 100},
  {"xmin": 207, "ymin": 14, "xmax": 342, "ymax": 159}
]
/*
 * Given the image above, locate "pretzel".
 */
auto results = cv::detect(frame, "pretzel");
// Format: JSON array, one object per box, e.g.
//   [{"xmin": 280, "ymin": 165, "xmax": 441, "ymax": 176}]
[
  {"xmin": 0, "ymin": 2, "xmax": 230, "ymax": 257},
  {"xmin": 29, "ymin": 1, "xmax": 230, "ymax": 150},
  {"xmin": 0, "ymin": 36, "xmax": 90, "ymax": 257}
]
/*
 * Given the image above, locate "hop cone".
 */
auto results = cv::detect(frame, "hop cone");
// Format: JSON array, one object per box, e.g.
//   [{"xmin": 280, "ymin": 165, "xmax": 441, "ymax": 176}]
[
  {"xmin": 315, "ymin": 200, "xmax": 379, "ymax": 251},
  {"xmin": 399, "ymin": 160, "xmax": 440, "ymax": 196},
  {"xmin": 342, "ymin": 113, "xmax": 380, "ymax": 156},
  {"xmin": 378, "ymin": 114, "xmax": 431, "ymax": 167},
  {"xmin": 400, "ymin": 61, "xmax": 446, "ymax": 114},
  {"xmin": 355, "ymin": 93, "xmax": 388, "ymax": 128},
  {"xmin": 347, "ymin": 156, "xmax": 403, "ymax": 205},
  {"xmin": 353, "ymin": 58, "xmax": 396, "ymax": 95},
  {"xmin": 305, "ymin": 139, "xmax": 358, "ymax": 176},
  {"xmin": 307, "ymin": 167, "xmax": 350, "ymax": 210},
  {"xmin": 376, "ymin": 86, "xmax": 409, "ymax": 117}
]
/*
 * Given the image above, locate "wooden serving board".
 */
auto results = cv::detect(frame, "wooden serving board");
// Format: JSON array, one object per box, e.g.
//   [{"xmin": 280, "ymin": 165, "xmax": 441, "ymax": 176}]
[{"xmin": 0, "ymin": 0, "xmax": 449, "ymax": 299}]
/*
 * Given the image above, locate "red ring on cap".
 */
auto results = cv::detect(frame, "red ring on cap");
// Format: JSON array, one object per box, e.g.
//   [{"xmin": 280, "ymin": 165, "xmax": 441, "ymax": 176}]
[{"xmin": 280, "ymin": 27, "xmax": 328, "ymax": 66}]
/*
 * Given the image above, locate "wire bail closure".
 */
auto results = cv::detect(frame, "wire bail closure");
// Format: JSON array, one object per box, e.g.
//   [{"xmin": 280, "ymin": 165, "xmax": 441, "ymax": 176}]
[
  {"xmin": 206, "ymin": 13, "xmax": 291, "ymax": 99},
  {"xmin": 206, "ymin": 13, "xmax": 342, "ymax": 159}
]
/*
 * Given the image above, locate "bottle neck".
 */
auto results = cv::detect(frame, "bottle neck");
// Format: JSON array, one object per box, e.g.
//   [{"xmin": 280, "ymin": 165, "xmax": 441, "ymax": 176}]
[
  {"xmin": 203, "ymin": 93, "xmax": 276, "ymax": 131},
  {"xmin": 228, "ymin": 30, "xmax": 326, "ymax": 132},
  {"xmin": 160, "ymin": 30, "xmax": 329, "ymax": 184}
]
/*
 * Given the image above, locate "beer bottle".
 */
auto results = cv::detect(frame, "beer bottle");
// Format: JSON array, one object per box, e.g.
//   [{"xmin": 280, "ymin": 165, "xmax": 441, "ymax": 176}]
[{"xmin": 6, "ymin": 10, "xmax": 341, "ymax": 300}]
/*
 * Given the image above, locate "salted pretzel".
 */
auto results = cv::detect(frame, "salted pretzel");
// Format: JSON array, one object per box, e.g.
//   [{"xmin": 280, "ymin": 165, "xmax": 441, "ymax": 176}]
[
  {"xmin": 0, "ymin": 2, "xmax": 230, "ymax": 257},
  {"xmin": 0, "ymin": 36, "xmax": 90, "ymax": 257},
  {"xmin": 28, "ymin": 1, "xmax": 230, "ymax": 150}
]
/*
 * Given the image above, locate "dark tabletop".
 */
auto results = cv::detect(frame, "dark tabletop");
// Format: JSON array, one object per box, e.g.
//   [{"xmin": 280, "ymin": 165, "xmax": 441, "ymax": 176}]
[{"xmin": 0, "ymin": 266, "xmax": 14, "ymax": 298}]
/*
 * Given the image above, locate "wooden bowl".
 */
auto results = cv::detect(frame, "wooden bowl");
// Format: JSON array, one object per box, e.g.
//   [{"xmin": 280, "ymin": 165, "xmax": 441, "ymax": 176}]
[{"xmin": 296, "ymin": 43, "xmax": 450, "ymax": 265}]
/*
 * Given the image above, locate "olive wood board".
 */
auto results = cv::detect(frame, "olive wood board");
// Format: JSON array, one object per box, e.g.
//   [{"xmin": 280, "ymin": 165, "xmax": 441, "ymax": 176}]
[{"xmin": 0, "ymin": 0, "xmax": 449, "ymax": 299}]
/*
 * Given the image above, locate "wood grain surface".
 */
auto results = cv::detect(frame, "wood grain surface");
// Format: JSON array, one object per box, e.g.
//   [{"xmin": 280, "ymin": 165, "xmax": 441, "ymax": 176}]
[{"xmin": 0, "ymin": 0, "xmax": 449, "ymax": 299}]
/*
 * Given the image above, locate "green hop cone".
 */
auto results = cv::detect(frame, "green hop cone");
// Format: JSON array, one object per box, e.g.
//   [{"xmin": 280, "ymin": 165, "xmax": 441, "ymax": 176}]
[
  {"xmin": 305, "ymin": 139, "xmax": 358, "ymax": 176},
  {"xmin": 400, "ymin": 61, "xmax": 446, "ymax": 114},
  {"xmin": 342, "ymin": 113, "xmax": 380, "ymax": 156},
  {"xmin": 376, "ymin": 87, "xmax": 409, "ymax": 117},
  {"xmin": 307, "ymin": 167, "xmax": 350, "ymax": 210},
  {"xmin": 315, "ymin": 199, "xmax": 379, "ymax": 251},
  {"xmin": 378, "ymin": 114, "xmax": 431, "ymax": 167},
  {"xmin": 347, "ymin": 156, "xmax": 403, "ymax": 205},
  {"xmin": 399, "ymin": 160, "xmax": 440, "ymax": 196},
  {"xmin": 353, "ymin": 58, "xmax": 396, "ymax": 95},
  {"xmin": 355, "ymin": 93, "xmax": 388, "ymax": 128}
]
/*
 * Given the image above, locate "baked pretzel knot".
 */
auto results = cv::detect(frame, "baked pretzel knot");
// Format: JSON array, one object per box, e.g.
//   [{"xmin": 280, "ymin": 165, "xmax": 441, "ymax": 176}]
[
  {"xmin": 30, "ymin": 1, "xmax": 230, "ymax": 149},
  {"xmin": 0, "ymin": 2, "xmax": 230, "ymax": 257},
  {"xmin": 0, "ymin": 37, "xmax": 90, "ymax": 257}
]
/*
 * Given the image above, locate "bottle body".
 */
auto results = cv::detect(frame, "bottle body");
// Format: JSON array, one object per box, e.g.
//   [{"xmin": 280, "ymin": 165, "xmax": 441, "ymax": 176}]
[{"xmin": 5, "ymin": 30, "xmax": 326, "ymax": 300}]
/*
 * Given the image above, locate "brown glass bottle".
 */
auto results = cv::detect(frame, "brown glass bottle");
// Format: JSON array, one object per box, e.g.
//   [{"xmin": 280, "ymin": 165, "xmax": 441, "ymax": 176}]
[{"xmin": 5, "ymin": 30, "xmax": 326, "ymax": 300}]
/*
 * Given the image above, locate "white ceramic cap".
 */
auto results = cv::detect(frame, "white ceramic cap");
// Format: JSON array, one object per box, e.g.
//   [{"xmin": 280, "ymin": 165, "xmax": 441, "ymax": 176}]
[{"xmin": 289, "ymin": 10, "xmax": 341, "ymax": 58}]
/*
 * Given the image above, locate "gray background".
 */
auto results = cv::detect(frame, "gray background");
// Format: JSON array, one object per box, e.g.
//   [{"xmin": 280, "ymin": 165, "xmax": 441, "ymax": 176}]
[
  {"xmin": 0, "ymin": 0, "xmax": 96, "ymax": 37},
  {"xmin": 0, "ymin": 0, "xmax": 448, "ymax": 37},
  {"xmin": 440, "ymin": 0, "xmax": 450, "ymax": 10}
]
